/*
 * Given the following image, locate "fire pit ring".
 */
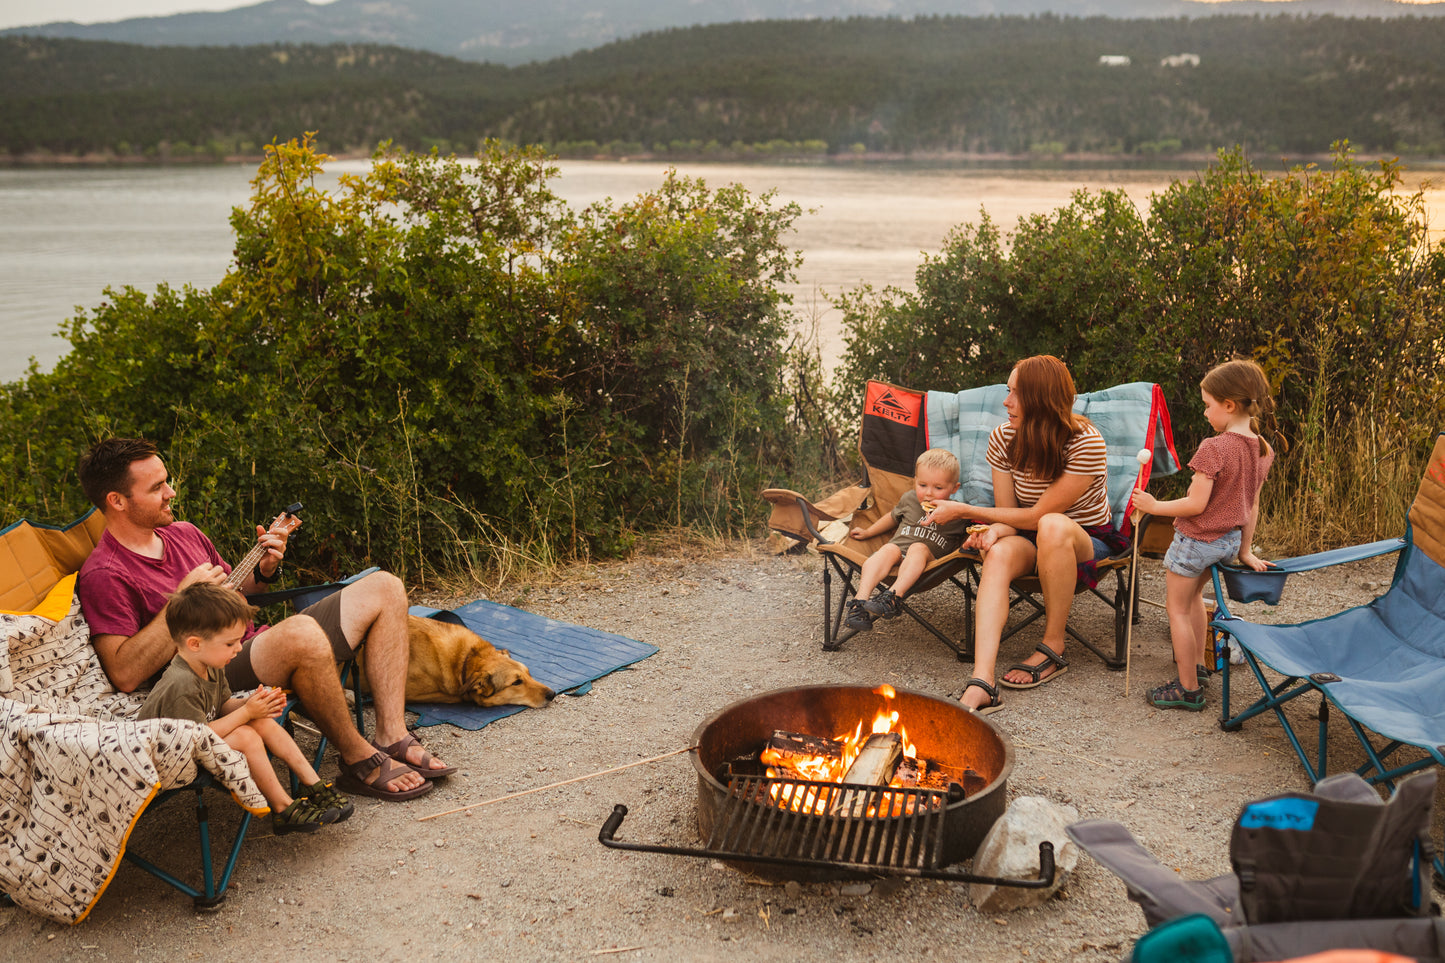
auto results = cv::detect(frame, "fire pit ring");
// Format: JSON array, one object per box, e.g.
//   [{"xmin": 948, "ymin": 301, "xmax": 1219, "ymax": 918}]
[
  {"xmin": 599, "ymin": 684, "xmax": 1052, "ymax": 887},
  {"xmin": 690, "ymin": 684, "xmax": 1012, "ymax": 877}
]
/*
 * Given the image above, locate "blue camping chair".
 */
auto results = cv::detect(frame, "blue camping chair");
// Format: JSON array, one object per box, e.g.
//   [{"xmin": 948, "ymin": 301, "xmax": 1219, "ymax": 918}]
[
  {"xmin": 763, "ymin": 379, "xmax": 1180, "ymax": 663},
  {"xmin": 1211, "ymin": 432, "xmax": 1445, "ymax": 877}
]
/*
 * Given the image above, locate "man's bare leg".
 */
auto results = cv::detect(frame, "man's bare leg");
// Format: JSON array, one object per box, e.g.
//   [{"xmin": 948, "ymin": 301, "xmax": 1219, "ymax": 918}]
[
  {"xmin": 336, "ymin": 571, "xmax": 451, "ymax": 774},
  {"xmin": 247, "ymin": 613, "xmax": 426, "ymax": 795}
]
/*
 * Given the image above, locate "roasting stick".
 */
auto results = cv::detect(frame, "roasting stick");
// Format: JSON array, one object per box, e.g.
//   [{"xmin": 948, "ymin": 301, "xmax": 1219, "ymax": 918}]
[
  {"xmin": 417, "ymin": 745, "xmax": 697, "ymax": 821},
  {"xmin": 1124, "ymin": 447, "xmax": 1154, "ymax": 698}
]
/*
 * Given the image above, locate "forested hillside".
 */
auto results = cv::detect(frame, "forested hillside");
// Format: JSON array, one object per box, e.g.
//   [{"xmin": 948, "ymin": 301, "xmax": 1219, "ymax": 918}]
[
  {"xmin": 5, "ymin": 0, "xmax": 1440, "ymax": 65},
  {"xmin": 4, "ymin": 14, "xmax": 1444, "ymax": 160}
]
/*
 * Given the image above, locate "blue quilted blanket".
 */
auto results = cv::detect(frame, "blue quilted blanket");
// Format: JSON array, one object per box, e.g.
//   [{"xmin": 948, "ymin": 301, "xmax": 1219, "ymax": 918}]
[{"xmin": 925, "ymin": 380, "xmax": 1181, "ymax": 533}]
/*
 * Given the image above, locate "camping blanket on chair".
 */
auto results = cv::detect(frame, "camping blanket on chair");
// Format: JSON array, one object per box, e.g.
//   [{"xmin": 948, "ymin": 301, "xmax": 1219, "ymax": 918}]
[{"xmin": 1, "ymin": 577, "xmax": 264, "ymax": 924}]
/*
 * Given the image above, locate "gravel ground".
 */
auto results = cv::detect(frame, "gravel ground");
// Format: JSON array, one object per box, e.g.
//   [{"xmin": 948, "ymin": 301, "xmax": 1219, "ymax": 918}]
[{"xmin": 1, "ymin": 541, "xmax": 1432, "ymax": 962}]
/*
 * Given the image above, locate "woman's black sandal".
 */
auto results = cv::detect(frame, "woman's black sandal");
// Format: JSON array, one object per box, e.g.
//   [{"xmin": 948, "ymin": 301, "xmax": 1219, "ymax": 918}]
[
  {"xmin": 998, "ymin": 642, "xmax": 1070, "ymax": 690},
  {"xmin": 958, "ymin": 677, "xmax": 1004, "ymax": 715}
]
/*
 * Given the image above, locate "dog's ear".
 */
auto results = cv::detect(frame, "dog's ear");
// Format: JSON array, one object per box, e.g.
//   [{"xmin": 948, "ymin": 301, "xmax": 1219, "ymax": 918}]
[{"xmin": 464, "ymin": 653, "xmax": 497, "ymax": 703}]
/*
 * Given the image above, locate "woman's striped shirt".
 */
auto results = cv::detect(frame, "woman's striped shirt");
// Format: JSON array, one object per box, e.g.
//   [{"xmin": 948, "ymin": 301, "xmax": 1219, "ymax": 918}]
[{"xmin": 985, "ymin": 421, "xmax": 1112, "ymax": 528}]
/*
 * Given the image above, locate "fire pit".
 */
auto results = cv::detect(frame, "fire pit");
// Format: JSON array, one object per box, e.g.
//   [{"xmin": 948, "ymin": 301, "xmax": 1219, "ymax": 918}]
[{"xmin": 601, "ymin": 684, "xmax": 1052, "ymax": 887}]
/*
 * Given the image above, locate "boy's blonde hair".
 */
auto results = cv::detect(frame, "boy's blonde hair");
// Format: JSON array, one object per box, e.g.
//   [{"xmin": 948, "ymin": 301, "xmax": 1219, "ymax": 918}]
[
  {"xmin": 916, "ymin": 447, "xmax": 960, "ymax": 483},
  {"xmin": 165, "ymin": 581, "xmax": 256, "ymax": 646}
]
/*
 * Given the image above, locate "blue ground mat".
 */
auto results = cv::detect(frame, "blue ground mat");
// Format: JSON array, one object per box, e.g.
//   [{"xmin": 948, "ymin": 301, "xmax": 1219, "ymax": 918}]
[{"xmin": 404, "ymin": 599, "xmax": 658, "ymax": 730}]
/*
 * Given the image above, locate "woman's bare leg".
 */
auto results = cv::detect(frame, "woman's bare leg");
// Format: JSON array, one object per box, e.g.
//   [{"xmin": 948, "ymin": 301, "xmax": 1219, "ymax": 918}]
[
  {"xmin": 960, "ymin": 536, "xmax": 1037, "ymax": 710},
  {"xmin": 1000, "ymin": 513, "xmax": 1092, "ymax": 685}
]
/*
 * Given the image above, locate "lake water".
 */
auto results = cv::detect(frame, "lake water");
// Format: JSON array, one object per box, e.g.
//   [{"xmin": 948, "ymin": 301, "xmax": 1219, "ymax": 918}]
[{"xmin": 1, "ymin": 160, "xmax": 1440, "ymax": 384}]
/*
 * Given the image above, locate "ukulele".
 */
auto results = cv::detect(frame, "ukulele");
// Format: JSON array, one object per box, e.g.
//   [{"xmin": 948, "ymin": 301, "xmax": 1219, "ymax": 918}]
[{"xmin": 223, "ymin": 502, "xmax": 303, "ymax": 589}]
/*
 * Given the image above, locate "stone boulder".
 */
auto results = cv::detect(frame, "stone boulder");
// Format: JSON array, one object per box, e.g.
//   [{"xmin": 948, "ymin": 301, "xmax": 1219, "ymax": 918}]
[{"xmin": 969, "ymin": 795, "xmax": 1079, "ymax": 912}]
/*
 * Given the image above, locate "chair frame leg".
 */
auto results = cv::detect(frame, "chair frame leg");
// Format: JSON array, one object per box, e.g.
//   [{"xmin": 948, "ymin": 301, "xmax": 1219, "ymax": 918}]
[{"xmin": 122, "ymin": 778, "xmax": 252, "ymax": 911}]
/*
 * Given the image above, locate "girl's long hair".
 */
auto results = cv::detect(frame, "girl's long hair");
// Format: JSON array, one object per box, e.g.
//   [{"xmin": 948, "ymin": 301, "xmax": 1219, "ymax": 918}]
[
  {"xmin": 1008, "ymin": 355, "xmax": 1089, "ymax": 480},
  {"xmin": 1201, "ymin": 359, "xmax": 1281, "ymax": 457}
]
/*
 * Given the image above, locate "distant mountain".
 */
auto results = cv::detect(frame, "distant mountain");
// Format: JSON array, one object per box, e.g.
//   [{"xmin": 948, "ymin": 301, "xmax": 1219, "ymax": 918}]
[
  {"xmin": 5, "ymin": 0, "xmax": 1444, "ymax": 65},
  {"xmin": 6, "ymin": 16, "xmax": 1443, "ymax": 161}
]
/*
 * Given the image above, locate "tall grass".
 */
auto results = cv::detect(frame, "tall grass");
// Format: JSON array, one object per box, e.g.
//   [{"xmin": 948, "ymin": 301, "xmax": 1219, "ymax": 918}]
[{"xmin": 1255, "ymin": 417, "xmax": 1430, "ymax": 557}]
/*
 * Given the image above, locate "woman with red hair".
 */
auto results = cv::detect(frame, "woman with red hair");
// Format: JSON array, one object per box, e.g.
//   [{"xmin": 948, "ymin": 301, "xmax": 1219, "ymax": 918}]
[{"xmin": 929, "ymin": 355, "xmax": 1121, "ymax": 714}]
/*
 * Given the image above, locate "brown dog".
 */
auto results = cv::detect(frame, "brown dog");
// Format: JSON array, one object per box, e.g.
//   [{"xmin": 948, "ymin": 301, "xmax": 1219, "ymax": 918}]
[{"xmin": 357, "ymin": 616, "xmax": 555, "ymax": 707}]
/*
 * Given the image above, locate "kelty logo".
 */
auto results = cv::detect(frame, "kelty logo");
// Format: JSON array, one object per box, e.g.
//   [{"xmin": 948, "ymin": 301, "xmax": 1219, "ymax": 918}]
[{"xmin": 870, "ymin": 389, "xmax": 916, "ymax": 426}]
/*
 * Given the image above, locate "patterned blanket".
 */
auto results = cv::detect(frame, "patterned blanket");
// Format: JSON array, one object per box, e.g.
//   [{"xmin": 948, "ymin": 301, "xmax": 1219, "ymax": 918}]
[{"xmin": 0, "ymin": 575, "xmax": 265, "ymax": 924}]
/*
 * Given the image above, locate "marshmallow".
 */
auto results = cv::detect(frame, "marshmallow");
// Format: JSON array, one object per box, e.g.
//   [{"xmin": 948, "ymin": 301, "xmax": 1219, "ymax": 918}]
[{"xmin": 1137, "ymin": 448, "xmax": 1153, "ymax": 466}]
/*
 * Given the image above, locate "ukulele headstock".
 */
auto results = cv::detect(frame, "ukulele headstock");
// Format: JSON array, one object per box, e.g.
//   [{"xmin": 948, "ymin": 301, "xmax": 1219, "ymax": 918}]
[{"xmin": 268, "ymin": 503, "xmax": 304, "ymax": 537}]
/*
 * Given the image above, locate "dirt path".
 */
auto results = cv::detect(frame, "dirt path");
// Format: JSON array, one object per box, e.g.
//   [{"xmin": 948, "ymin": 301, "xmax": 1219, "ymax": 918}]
[{"xmin": 0, "ymin": 543, "xmax": 1431, "ymax": 962}]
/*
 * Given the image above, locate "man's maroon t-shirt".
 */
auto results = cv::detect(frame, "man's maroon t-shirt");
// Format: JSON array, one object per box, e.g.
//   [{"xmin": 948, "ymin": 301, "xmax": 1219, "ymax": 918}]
[{"xmin": 77, "ymin": 522, "xmax": 262, "ymax": 643}]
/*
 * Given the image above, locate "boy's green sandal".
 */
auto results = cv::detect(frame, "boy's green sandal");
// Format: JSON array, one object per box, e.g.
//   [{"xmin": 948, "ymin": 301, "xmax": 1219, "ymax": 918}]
[
  {"xmin": 298, "ymin": 780, "xmax": 354, "ymax": 824},
  {"xmin": 272, "ymin": 797, "xmax": 329, "ymax": 835},
  {"xmin": 1148, "ymin": 678, "xmax": 1206, "ymax": 711}
]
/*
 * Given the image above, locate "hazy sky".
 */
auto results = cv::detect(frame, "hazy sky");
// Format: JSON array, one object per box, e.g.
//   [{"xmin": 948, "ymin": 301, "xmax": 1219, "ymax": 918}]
[
  {"xmin": 0, "ymin": 1, "xmax": 334, "ymax": 31},
  {"xmin": 0, "ymin": 0, "xmax": 1435, "ymax": 31}
]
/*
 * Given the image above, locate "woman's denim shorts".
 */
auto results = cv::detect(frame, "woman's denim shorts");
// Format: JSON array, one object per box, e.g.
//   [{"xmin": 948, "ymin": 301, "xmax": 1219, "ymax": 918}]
[{"xmin": 1163, "ymin": 528, "xmax": 1241, "ymax": 578}]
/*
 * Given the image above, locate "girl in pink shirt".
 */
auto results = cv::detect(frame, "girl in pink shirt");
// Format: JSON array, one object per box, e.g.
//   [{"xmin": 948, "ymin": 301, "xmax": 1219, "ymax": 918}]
[{"xmin": 1132, "ymin": 359, "xmax": 1278, "ymax": 711}]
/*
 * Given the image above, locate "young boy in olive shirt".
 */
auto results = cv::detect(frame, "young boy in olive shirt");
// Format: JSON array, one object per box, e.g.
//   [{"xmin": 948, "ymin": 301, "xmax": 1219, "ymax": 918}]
[{"xmin": 139, "ymin": 582, "xmax": 352, "ymax": 833}]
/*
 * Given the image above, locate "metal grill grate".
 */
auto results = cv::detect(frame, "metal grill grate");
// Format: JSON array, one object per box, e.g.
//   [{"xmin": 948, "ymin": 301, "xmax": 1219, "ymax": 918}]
[{"xmin": 705, "ymin": 775, "xmax": 948, "ymax": 872}]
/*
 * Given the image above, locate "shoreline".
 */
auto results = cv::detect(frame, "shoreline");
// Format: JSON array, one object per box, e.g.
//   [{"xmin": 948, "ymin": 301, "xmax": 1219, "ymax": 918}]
[{"xmin": 5, "ymin": 148, "xmax": 1443, "ymax": 173}]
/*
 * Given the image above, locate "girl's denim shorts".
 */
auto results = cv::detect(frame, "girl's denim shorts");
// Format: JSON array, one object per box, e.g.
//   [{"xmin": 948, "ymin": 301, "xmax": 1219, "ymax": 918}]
[{"xmin": 1163, "ymin": 528, "xmax": 1241, "ymax": 578}]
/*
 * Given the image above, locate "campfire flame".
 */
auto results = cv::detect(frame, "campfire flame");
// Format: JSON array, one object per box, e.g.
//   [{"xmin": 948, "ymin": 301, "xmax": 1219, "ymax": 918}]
[{"xmin": 760, "ymin": 684, "xmax": 924, "ymax": 816}]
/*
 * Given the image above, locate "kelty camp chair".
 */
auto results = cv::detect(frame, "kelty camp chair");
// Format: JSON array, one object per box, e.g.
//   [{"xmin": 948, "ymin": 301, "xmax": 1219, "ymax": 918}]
[
  {"xmin": 928, "ymin": 380, "xmax": 1179, "ymax": 668},
  {"xmin": 1, "ymin": 508, "xmax": 264, "ymax": 919},
  {"xmin": 1067, "ymin": 770, "xmax": 1443, "ymax": 963},
  {"xmin": 763, "ymin": 381, "xmax": 982, "ymax": 654},
  {"xmin": 763, "ymin": 380, "xmax": 1179, "ymax": 663},
  {"xmin": 1210, "ymin": 432, "xmax": 1445, "ymax": 877}
]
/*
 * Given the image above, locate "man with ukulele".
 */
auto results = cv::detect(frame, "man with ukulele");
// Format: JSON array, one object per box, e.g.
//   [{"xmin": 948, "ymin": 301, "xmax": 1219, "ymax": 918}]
[{"xmin": 76, "ymin": 437, "xmax": 452, "ymax": 802}]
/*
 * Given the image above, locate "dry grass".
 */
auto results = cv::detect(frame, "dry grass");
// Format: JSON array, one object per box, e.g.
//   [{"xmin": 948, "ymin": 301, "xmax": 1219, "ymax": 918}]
[{"xmin": 1257, "ymin": 418, "xmax": 1429, "ymax": 558}]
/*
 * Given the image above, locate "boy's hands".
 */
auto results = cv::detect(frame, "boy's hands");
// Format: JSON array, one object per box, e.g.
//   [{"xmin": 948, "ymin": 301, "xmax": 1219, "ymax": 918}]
[
  {"xmin": 848, "ymin": 526, "xmax": 870, "ymax": 540},
  {"xmin": 243, "ymin": 685, "xmax": 287, "ymax": 720}
]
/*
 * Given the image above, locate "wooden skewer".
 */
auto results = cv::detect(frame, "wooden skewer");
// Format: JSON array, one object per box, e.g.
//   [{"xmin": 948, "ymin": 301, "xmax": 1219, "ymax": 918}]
[{"xmin": 416, "ymin": 745, "xmax": 697, "ymax": 822}]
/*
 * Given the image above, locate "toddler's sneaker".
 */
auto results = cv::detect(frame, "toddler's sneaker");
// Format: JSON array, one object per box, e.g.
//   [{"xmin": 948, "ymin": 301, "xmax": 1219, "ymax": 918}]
[
  {"xmin": 862, "ymin": 588, "xmax": 903, "ymax": 619},
  {"xmin": 843, "ymin": 599, "xmax": 875, "ymax": 632},
  {"xmin": 298, "ymin": 779, "xmax": 353, "ymax": 824},
  {"xmin": 1148, "ymin": 678, "xmax": 1205, "ymax": 711}
]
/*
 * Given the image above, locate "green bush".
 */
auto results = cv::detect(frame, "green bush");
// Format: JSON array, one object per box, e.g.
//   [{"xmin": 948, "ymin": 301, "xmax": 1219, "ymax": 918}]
[
  {"xmin": 832, "ymin": 143, "xmax": 1444, "ymax": 550},
  {"xmin": 0, "ymin": 136, "xmax": 802, "ymax": 583}
]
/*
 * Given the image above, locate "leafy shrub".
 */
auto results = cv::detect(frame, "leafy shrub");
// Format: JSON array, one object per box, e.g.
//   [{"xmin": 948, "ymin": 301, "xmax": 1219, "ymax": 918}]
[
  {"xmin": 833, "ymin": 144, "xmax": 1444, "ymax": 550},
  {"xmin": 0, "ymin": 136, "xmax": 802, "ymax": 582}
]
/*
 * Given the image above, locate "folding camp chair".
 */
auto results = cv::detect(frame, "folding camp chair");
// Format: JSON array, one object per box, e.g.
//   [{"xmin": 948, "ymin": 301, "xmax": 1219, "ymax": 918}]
[
  {"xmin": 927, "ymin": 380, "xmax": 1180, "ymax": 668},
  {"xmin": 1067, "ymin": 770, "xmax": 1444, "ymax": 962},
  {"xmin": 763, "ymin": 382, "xmax": 981, "ymax": 654},
  {"xmin": 1211, "ymin": 432, "xmax": 1445, "ymax": 876},
  {"xmin": 0, "ymin": 508, "xmax": 371, "ymax": 916},
  {"xmin": 764, "ymin": 380, "xmax": 1179, "ymax": 663}
]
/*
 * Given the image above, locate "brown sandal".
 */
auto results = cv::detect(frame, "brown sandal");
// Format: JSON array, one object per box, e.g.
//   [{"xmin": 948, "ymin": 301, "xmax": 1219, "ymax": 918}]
[
  {"xmin": 371, "ymin": 732, "xmax": 457, "ymax": 780},
  {"xmin": 336, "ymin": 751, "xmax": 434, "ymax": 801}
]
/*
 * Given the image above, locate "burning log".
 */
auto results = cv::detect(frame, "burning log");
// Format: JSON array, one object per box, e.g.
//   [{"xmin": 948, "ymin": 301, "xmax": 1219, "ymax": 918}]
[
  {"xmin": 841, "ymin": 731, "xmax": 903, "ymax": 787},
  {"xmin": 760, "ymin": 730, "xmax": 844, "ymax": 779}
]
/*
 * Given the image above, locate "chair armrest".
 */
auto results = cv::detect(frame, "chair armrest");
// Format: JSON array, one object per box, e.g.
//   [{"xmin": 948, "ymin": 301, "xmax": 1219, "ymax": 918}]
[
  {"xmin": 246, "ymin": 566, "xmax": 381, "ymax": 610},
  {"xmin": 1210, "ymin": 537, "xmax": 1405, "ymax": 609}
]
